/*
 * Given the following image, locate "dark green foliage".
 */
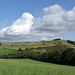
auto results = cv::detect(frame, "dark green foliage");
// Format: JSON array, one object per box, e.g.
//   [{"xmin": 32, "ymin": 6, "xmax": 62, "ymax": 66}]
[
  {"xmin": 71, "ymin": 55, "xmax": 75, "ymax": 66},
  {"xmin": 0, "ymin": 47, "xmax": 75, "ymax": 66},
  {"xmin": 0, "ymin": 43, "xmax": 2, "ymax": 45},
  {"xmin": 53, "ymin": 38, "xmax": 61, "ymax": 40},
  {"xmin": 40, "ymin": 50, "xmax": 62, "ymax": 63},
  {"xmin": 40, "ymin": 53, "xmax": 48, "ymax": 62},
  {"xmin": 3, "ymin": 47, "xmax": 5, "ymax": 49},
  {"xmin": 67, "ymin": 40, "xmax": 75, "ymax": 45},
  {"xmin": 11, "ymin": 45, "xmax": 13, "ymax": 46},
  {"xmin": 25, "ymin": 48, "xmax": 28, "ymax": 50},
  {"xmin": 61, "ymin": 48, "xmax": 75, "ymax": 65},
  {"xmin": 18, "ymin": 48, "xmax": 22, "ymax": 51},
  {"xmin": 43, "ymin": 43, "xmax": 45, "ymax": 45},
  {"xmin": 49, "ymin": 50, "xmax": 62, "ymax": 63}
]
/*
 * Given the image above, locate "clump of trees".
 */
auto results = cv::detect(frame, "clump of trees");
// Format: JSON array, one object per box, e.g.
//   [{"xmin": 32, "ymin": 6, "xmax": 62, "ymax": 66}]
[
  {"xmin": 60, "ymin": 48, "xmax": 75, "ymax": 65},
  {"xmin": 67, "ymin": 40, "xmax": 75, "ymax": 45},
  {"xmin": 53, "ymin": 38, "xmax": 61, "ymax": 40}
]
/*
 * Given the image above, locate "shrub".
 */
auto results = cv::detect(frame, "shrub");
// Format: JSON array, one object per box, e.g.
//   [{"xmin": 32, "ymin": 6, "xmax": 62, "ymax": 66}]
[
  {"xmin": 67, "ymin": 40, "xmax": 75, "ymax": 45},
  {"xmin": 0, "ymin": 43, "xmax": 2, "ymax": 45},
  {"xmin": 18, "ymin": 48, "xmax": 22, "ymax": 51},
  {"xmin": 60, "ymin": 48, "xmax": 75, "ymax": 65}
]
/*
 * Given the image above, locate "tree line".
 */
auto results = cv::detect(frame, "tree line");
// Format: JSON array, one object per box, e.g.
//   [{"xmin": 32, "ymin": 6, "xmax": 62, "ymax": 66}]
[
  {"xmin": 67, "ymin": 40, "xmax": 75, "ymax": 45},
  {"xmin": 0, "ymin": 47, "xmax": 75, "ymax": 66}
]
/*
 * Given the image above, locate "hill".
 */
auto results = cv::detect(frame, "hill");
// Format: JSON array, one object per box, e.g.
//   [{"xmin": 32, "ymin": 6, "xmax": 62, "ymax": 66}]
[{"xmin": 0, "ymin": 40, "xmax": 74, "ymax": 50}]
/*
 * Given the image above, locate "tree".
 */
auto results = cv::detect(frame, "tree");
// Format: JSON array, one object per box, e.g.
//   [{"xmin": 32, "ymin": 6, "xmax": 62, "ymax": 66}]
[
  {"xmin": 47, "ymin": 50, "xmax": 62, "ymax": 63},
  {"xmin": 67, "ymin": 40, "xmax": 75, "ymax": 45},
  {"xmin": 18, "ymin": 48, "xmax": 22, "ymax": 51},
  {"xmin": 43, "ymin": 43, "xmax": 45, "ymax": 45},
  {"xmin": 61, "ymin": 48, "xmax": 75, "ymax": 65},
  {"xmin": 0, "ymin": 43, "xmax": 2, "ymax": 45},
  {"xmin": 25, "ymin": 48, "xmax": 28, "ymax": 50},
  {"xmin": 53, "ymin": 38, "xmax": 61, "ymax": 40}
]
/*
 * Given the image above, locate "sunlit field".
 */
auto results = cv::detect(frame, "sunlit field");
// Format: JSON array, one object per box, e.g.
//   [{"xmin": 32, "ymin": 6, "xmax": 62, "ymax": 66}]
[
  {"xmin": 0, "ymin": 49, "xmax": 16, "ymax": 55},
  {"xmin": 0, "ymin": 59, "xmax": 75, "ymax": 75}
]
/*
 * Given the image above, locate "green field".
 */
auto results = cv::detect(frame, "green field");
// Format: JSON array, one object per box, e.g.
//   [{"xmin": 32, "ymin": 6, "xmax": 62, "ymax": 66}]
[
  {"xmin": 0, "ymin": 49, "xmax": 16, "ymax": 55},
  {"xmin": 0, "ymin": 59, "xmax": 75, "ymax": 75}
]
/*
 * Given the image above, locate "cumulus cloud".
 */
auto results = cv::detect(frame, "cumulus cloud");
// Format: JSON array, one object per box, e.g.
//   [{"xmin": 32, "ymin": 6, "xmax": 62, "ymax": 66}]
[
  {"xmin": 6, "ymin": 13, "xmax": 33, "ymax": 35},
  {"xmin": 32, "ymin": 4, "xmax": 75, "ymax": 40},
  {"xmin": 63, "ymin": 7, "xmax": 75, "ymax": 22},
  {"xmin": 43, "ymin": 4, "xmax": 63, "ymax": 14},
  {"xmin": 0, "ymin": 4, "xmax": 75, "ymax": 41},
  {"xmin": 0, "ymin": 12, "xmax": 34, "ymax": 41}
]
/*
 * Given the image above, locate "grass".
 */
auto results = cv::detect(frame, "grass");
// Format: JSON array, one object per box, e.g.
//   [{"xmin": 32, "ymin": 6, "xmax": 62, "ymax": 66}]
[
  {"xmin": 0, "ymin": 59, "xmax": 75, "ymax": 75},
  {"xmin": 0, "ymin": 40, "xmax": 74, "ymax": 50},
  {"xmin": 0, "ymin": 40, "xmax": 74, "ymax": 75},
  {"xmin": 0, "ymin": 49, "xmax": 16, "ymax": 55}
]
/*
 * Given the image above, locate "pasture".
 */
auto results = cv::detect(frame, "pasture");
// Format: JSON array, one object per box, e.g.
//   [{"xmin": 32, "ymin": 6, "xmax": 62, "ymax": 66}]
[
  {"xmin": 0, "ymin": 49, "xmax": 16, "ymax": 55},
  {"xmin": 0, "ymin": 59, "xmax": 75, "ymax": 75}
]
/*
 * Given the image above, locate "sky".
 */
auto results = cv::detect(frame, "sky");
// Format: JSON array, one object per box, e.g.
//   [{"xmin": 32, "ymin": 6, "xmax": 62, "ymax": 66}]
[{"xmin": 0, "ymin": 0, "xmax": 75, "ymax": 42}]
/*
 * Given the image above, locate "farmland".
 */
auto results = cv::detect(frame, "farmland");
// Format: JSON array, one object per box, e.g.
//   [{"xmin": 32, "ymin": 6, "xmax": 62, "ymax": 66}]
[
  {"xmin": 0, "ymin": 40, "xmax": 74, "ymax": 50},
  {"xmin": 0, "ymin": 59, "xmax": 75, "ymax": 75},
  {"xmin": 0, "ymin": 49, "xmax": 16, "ymax": 55},
  {"xmin": 0, "ymin": 39, "xmax": 75, "ymax": 75}
]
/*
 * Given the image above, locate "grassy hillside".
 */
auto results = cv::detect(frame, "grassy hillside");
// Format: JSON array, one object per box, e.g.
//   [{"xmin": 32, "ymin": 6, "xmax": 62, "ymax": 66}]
[
  {"xmin": 0, "ymin": 59, "xmax": 75, "ymax": 75},
  {"xmin": 0, "ymin": 40, "xmax": 74, "ymax": 50}
]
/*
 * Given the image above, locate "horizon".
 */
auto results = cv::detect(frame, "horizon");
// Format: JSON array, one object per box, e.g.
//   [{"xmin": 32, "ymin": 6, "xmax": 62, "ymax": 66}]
[{"xmin": 0, "ymin": 38, "xmax": 74, "ymax": 43}]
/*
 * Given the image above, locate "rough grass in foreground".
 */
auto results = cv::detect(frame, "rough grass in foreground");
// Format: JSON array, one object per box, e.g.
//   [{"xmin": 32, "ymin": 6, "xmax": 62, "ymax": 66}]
[{"xmin": 0, "ymin": 59, "xmax": 75, "ymax": 75}]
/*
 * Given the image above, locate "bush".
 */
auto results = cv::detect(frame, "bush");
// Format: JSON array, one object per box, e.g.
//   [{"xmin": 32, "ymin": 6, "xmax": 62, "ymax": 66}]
[
  {"xmin": 60, "ymin": 48, "xmax": 75, "ymax": 65},
  {"xmin": 40, "ymin": 50, "xmax": 62, "ymax": 63},
  {"xmin": 0, "ymin": 43, "xmax": 2, "ymax": 45},
  {"xmin": 67, "ymin": 40, "xmax": 75, "ymax": 45},
  {"xmin": 53, "ymin": 38, "xmax": 61, "ymax": 40},
  {"xmin": 18, "ymin": 48, "xmax": 22, "ymax": 51}
]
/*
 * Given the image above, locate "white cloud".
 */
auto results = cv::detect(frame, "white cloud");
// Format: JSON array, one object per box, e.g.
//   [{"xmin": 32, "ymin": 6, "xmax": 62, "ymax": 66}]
[
  {"xmin": 73, "ymin": 6, "xmax": 75, "ymax": 11},
  {"xmin": 63, "ymin": 7, "xmax": 75, "ymax": 22},
  {"xmin": 32, "ymin": 5, "xmax": 75, "ymax": 40},
  {"xmin": 6, "ymin": 12, "xmax": 33, "ymax": 35},
  {"xmin": 0, "ymin": 12, "xmax": 34, "ymax": 41},
  {"xmin": 43, "ymin": 4, "xmax": 63, "ymax": 14},
  {"xmin": 0, "ymin": 4, "xmax": 75, "ymax": 41}
]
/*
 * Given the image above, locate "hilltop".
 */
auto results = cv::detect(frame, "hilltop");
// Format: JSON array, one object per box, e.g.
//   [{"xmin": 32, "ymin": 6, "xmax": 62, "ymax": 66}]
[{"xmin": 0, "ymin": 39, "xmax": 74, "ymax": 50}]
